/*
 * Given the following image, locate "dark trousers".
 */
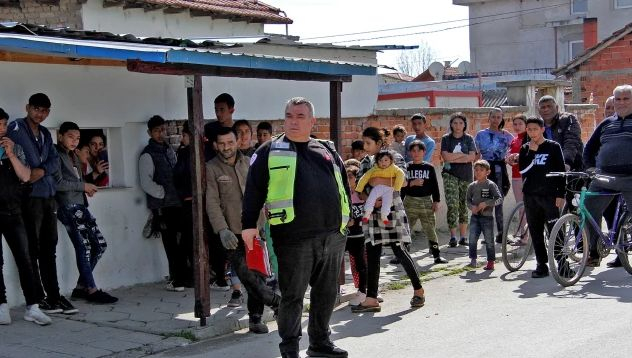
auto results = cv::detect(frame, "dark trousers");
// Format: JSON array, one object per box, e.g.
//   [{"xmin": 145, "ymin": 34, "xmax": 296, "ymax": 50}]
[
  {"xmin": 489, "ymin": 163, "xmax": 507, "ymax": 235},
  {"xmin": 180, "ymin": 201, "xmax": 195, "ymax": 285},
  {"xmin": 22, "ymin": 197, "xmax": 59, "ymax": 301},
  {"xmin": 155, "ymin": 206, "xmax": 187, "ymax": 286},
  {"xmin": 345, "ymin": 236, "xmax": 367, "ymax": 294},
  {"xmin": 524, "ymin": 195, "xmax": 560, "ymax": 266},
  {"xmin": 57, "ymin": 204, "xmax": 107, "ymax": 290},
  {"xmin": 227, "ymin": 237, "xmax": 280, "ymax": 316},
  {"xmin": 208, "ymin": 228, "xmax": 228, "ymax": 285},
  {"xmin": 366, "ymin": 241, "xmax": 422, "ymax": 299},
  {"xmin": 0, "ymin": 213, "xmax": 38, "ymax": 305},
  {"xmin": 274, "ymin": 231, "xmax": 346, "ymax": 354}
]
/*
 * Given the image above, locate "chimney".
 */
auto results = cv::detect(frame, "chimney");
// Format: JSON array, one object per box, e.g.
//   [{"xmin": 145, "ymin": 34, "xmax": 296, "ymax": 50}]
[
  {"xmin": 583, "ymin": 18, "xmax": 598, "ymax": 50},
  {"xmin": 444, "ymin": 60, "xmax": 451, "ymax": 67}
]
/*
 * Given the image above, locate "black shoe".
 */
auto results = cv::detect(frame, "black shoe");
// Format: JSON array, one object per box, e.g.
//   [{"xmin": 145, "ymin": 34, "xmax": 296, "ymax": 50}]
[
  {"xmin": 71, "ymin": 288, "xmax": 88, "ymax": 301},
  {"xmin": 57, "ymin": 296, "xmax": 78, "ymax": 314},
  {"xmin": 449, "ymin": 237, "xmax": 457, "ymax": 248},
  {"xmin": 248, "ymin": 314, "xmax": 269, "ymax": 334},
  {"xmin": 389, "ymin": 257, "xmax": 400, "ymax": 265},
  {"xmin": 495, "ymin": 233, "xmax": 503, "ymax": 244},
  {"xmin": 434, "ymin": 256, "xmax": 448, "ymax": 264},
  {"xmin": 586, "ymin": 257, "xmax": 601, "ymax": 267},
  {"xmin": 558, "ymin": 261, "xmax": 576, "ymax": 278},
  {"xmin": 531, "ymin": 265, "xmax": 550, "ymax": 279},
  {"xmin": 86, "ymin": 290, "xmax": 119, "ymax": 304},
  {"xmin": 458, "ymin": 237, "xmax": 467, "ymax": 246},
  {"xmin": 282, "ymin": 352, "xmax": 300, "ymax": 358},
  {"xmin": 39, "ymin": 297, "xmax": 62, "ymax": 314},
  {"xmin": 306, "ymin": 344, "xmax": 348, "ymax": 358},
  {"xmin": 607, "ymin": 257, "xmax": 623, "ymax": 268}
]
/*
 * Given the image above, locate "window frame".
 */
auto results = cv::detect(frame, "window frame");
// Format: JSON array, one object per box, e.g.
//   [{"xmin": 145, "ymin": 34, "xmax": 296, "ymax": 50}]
[
  {"xmin": 568, "ymin": 40, "xmax": 585, "ymax": 60},
  {"xmin": 614, "ymin": 0, "xmax": 632, "ymax": 9},
  {"xmin": 571, "ymin": 0, "xmax": 588, "ymax": 14}
]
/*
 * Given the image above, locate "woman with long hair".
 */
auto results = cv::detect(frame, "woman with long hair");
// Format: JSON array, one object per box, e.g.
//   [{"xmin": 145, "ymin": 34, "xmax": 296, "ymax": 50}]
[
  {"xmin": 352, "ymin": 127, "xmax": 425, "ymax": 312},
  {"xmin": 441, "ymin": 113, "xmax": 477, "ymax": 247}
]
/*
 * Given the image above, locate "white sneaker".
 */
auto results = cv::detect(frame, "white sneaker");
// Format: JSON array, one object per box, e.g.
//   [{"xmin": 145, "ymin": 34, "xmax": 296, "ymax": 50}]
[
  {"xmin": 349, "ymin": 291, "xmax": 367, "ymax": 306},
  {"xmin": 210, "ymin": 282, "xmax": 231, "ymax": 291},
  {"xmin": 165, "ymin": 282, "xmax": 184, "ymax": 292},
  {"xmin": 0, "ymin": 303, "xmax": 11, "ymax": 325},
  {"xmin": 24, "ymin": 304, "xmax": 52, "ymax": 326}
]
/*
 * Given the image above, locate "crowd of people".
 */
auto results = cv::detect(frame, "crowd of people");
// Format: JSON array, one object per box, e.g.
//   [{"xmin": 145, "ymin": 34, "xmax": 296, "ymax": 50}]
[{"xmin": 1, "ymin": 84, "xmax": 631, "ymax": 358}]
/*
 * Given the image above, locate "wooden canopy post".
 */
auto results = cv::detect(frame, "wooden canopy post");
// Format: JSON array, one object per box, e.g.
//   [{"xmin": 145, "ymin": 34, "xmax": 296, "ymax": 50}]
[
  {"xmin": 186, "ymin": 75, "xmax": 211, "ymax": 325},
  {"xmin": 329, "ymin": 81, "xmax": 343, "ymax": 150}
]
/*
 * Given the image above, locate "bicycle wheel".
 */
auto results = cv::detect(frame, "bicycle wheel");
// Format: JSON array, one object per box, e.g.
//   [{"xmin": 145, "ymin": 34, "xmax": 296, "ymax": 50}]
[
  {"xmin": 616, "ymin": 212, "xmax": 632, "ymax": 275},
  {"xmin": 502, "ymin": 202, "xmax": 532, "ymax": 271},
  {"xmin": 548, "ymin": 213, "xmax": 588, "ymax": 287}
]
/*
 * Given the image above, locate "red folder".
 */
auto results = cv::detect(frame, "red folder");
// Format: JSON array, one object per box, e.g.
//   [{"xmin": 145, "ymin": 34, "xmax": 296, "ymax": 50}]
[{"xmin": 245, "ymin": 237, "xmax": 271, "ymax": 277}]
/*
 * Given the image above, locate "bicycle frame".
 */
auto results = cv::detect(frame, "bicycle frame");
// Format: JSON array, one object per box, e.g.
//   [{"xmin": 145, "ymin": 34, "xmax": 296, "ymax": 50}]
[{"xmin": 576, "ymin": 187, "xmax": 625, "ymax": 249}]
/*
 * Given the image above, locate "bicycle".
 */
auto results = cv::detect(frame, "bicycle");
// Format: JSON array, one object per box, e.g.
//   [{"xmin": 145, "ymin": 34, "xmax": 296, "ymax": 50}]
[
  {"xmin": 546, "ymin": 172, "xmax": 631, "ymax": 287},
  {"xmin": 501, "ymin": 201, "xmax": 532, "ymax": 271}
]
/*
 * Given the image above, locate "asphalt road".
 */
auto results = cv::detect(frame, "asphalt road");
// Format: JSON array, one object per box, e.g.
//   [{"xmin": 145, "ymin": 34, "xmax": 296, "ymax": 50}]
[{"xmin": 151, "ymin": 259, "xmax": 632, "ymax": 358}]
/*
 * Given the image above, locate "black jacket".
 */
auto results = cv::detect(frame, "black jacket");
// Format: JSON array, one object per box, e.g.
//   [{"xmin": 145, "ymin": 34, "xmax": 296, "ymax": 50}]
[
  {"xmin": 518, "ymin": 139, "xmax": 565, "ymax": 198},
  {"xmin": 547, "ymin": 112, "xmax": 583, "ymax": 170}
]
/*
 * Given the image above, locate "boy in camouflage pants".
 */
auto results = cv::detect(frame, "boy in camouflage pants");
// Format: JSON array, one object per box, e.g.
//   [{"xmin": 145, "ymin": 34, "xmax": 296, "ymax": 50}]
[{"xmin": 403, "ymin": 140, "xmax": 448, "ymax": 264}]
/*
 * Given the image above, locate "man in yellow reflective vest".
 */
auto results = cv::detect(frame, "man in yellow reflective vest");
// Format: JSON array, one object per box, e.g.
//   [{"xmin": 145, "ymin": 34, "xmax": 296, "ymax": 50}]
[{"xmin": 242, "ymin": 97, "xmax": 351, "ymax": 358}]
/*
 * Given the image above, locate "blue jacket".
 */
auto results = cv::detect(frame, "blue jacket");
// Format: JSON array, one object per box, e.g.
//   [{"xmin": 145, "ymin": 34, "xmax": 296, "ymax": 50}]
[{"xmin": 7, "ymin": 117, "xmax": 59, "ymax": 198}]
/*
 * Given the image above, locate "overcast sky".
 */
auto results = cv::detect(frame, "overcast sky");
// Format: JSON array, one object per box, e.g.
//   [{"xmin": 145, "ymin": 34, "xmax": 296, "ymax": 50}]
[{"xmin": 264, "ymin": 0, "xmax": 471, "ymax": 73}]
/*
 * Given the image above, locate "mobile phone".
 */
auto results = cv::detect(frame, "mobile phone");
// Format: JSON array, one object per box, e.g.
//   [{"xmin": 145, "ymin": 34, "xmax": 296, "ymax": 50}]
[
  {"xmin": 0, "ymin": 146, "xmax": 5, "ymax": 159},
  {"xmin": 98, "ymin": 150, "xmax": 108, "ymax": 162}
]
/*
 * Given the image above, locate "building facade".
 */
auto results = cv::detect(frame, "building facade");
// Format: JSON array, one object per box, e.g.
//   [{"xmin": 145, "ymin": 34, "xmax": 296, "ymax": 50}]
[{"xmin": 453, "ymin": 0, "xmax": 632, "ymax": 73}]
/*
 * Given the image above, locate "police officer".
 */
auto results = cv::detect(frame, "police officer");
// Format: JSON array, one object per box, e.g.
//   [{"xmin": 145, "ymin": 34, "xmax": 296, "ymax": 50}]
[{"xmin": 242, "ymin": 97, "xmax": 350, "ymax": 358}]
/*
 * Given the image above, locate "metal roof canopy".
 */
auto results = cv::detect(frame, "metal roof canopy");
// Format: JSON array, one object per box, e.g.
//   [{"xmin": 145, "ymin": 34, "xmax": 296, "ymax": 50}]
[{"xmin": 0, "ymin": 30, "xmax": 370, "ymax": 326}]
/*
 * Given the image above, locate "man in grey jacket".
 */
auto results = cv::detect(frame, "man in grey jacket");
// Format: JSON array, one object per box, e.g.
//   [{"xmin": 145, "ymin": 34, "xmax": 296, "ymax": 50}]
[
  {"xmin": 206, "ymin": 126, "xmax": 280, "ymax": 334},
  {"xmin": 55, "ymin": 122, "xmax": 117, "ymax": 304}
]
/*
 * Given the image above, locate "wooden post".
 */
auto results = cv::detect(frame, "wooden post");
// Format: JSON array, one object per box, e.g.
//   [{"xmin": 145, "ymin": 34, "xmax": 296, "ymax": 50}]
[
  {"xmin": 329, "ymin": 81, "xmax": 343, "ymax": 150},
  {"xmin": 187, "ymin": 75, "xmax": 210, "ymax": 325}
]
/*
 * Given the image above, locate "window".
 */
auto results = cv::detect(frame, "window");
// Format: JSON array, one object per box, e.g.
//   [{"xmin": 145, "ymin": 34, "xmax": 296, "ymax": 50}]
[
  {"xmin": 78, "ymin": 129, "xmax": 111, "ymax": 188},
  {"xmin": 615, "ymin": 0, "xmax": 632, "ymax": 8},
  {"xmin": 569, "ymin": 40, "xmax": 584, "ymax": 60},
  {"xmin": 571, "ymin": 0, "xmax": 588, "ymax": 14}
]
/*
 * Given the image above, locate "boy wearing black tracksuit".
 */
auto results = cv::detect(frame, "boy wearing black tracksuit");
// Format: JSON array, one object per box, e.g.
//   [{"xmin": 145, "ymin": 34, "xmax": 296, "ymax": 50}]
[{"xmin": 519, "ymin": 117, "xmax": 566, "ymax": 278}]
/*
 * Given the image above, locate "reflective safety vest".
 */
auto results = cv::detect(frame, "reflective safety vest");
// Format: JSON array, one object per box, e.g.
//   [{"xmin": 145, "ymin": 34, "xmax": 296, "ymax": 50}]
[{"xmin": 266, "ymin": 135, "xmax": 350, "ymax": 233}]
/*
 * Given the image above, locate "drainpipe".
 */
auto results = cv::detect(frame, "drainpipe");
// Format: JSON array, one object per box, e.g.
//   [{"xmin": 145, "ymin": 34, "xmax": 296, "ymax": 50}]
[{"xmin": 280, "ymin": 11, "xmax": 289, "ymax": 36}]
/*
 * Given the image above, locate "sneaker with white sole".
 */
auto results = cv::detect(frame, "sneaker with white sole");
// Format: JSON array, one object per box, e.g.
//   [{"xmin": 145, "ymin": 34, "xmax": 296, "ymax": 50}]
[
  {"xmin": 24, "ymin": 304, "xmax": 52, "ymax": 326},
  {"xmin": 165, "ymin": 282, "xmax": 185, "ymax": 292},
  {"xmin": 349, "ymin": 291, "xmax": 367, "ymax": 306},
  {"xmin": 0, "ymin": 303, "xmax": 11, "ymax": 325},
  {"xmin": 210, "ymin": 281, "xmax": 231, "ymax": 291}
]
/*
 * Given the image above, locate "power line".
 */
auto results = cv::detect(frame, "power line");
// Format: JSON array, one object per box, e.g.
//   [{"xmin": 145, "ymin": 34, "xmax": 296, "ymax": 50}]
[
  {"xmin": 331, "ymin": 5, "xmax": 566, "ymax": 44},
  {"xmin": 302, "ymin": 2, "xmax": 568, "ymax": 41}
]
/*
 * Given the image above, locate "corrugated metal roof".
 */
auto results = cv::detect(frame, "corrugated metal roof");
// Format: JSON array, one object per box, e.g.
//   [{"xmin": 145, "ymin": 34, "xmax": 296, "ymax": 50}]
[
  {"xmin": 0, "ymin": 31, "xmax": 378, "ymax": 76},
  {"xmin": 482, "ymin": 89, "xmax": 508, "ymax": 107}
]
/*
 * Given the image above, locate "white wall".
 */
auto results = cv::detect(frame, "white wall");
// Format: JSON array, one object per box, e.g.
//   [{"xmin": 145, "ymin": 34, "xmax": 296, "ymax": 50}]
[
  {"xmin": 435, "ymin": 96, "xmax": 480, "ymax": 107},
  {"xmin": 0, "ymin": 60, "xmax": 376, "ymax": 306},
  {"xmin": 81, "ymin": 0, "xmax": 264, "ymax": 38},
  {"xmin": 376, "ymin": 97, "xmax": 430, "ymax": 110}
]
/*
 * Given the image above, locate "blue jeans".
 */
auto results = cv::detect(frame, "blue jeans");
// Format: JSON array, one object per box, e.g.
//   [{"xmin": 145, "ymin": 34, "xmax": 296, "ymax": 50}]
[
  {"xmin": 468, "ymin": 215, "xmax": 495, "ymax": 261},
  {"xmin": 57, "ymin": 204, "xmax": 107, "ymax": 289},
  {"xmin": 273, "ymin": 230, "xmax": 346, "ymax": 354}
]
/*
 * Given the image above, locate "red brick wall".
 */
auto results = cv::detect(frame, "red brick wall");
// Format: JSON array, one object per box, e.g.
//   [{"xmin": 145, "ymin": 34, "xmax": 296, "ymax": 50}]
[
  {"xmin": 576, "ymin": 32, "xmax": 632, "ymax": 109},
  {"xmin": 250, "ymin": 106, "xmax": 597, "ymax": 164},
  {"xmin": 0, "ymin": 0, "xmax": 83, "ymax": 28}
]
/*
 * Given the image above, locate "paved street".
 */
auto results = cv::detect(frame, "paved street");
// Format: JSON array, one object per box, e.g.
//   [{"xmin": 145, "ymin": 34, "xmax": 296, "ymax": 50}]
[{"xmin": 151, "ymin": 256, "xmax": 632, "ymax": 358}]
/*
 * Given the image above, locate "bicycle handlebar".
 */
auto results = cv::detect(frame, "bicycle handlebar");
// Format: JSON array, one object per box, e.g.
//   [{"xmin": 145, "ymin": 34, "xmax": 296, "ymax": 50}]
[{"xmin": 545, "ymin": 171, "xmax": 615, "ymax": 182}]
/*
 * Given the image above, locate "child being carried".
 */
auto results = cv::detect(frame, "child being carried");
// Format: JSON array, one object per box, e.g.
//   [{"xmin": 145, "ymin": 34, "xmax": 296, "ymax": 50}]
[{"xmin": 355, "ymin": 151, "xmax": 405, "ymax": 225}]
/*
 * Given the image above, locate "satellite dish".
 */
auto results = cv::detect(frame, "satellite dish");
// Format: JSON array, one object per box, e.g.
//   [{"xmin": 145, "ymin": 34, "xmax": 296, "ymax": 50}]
[
  {"xmin": 457, "ymin": 61, "xmax": 471, "ymax": 75},
  {"xmin": 427, "ymin": 62, "xmax": 445, "ymax": 80}
]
